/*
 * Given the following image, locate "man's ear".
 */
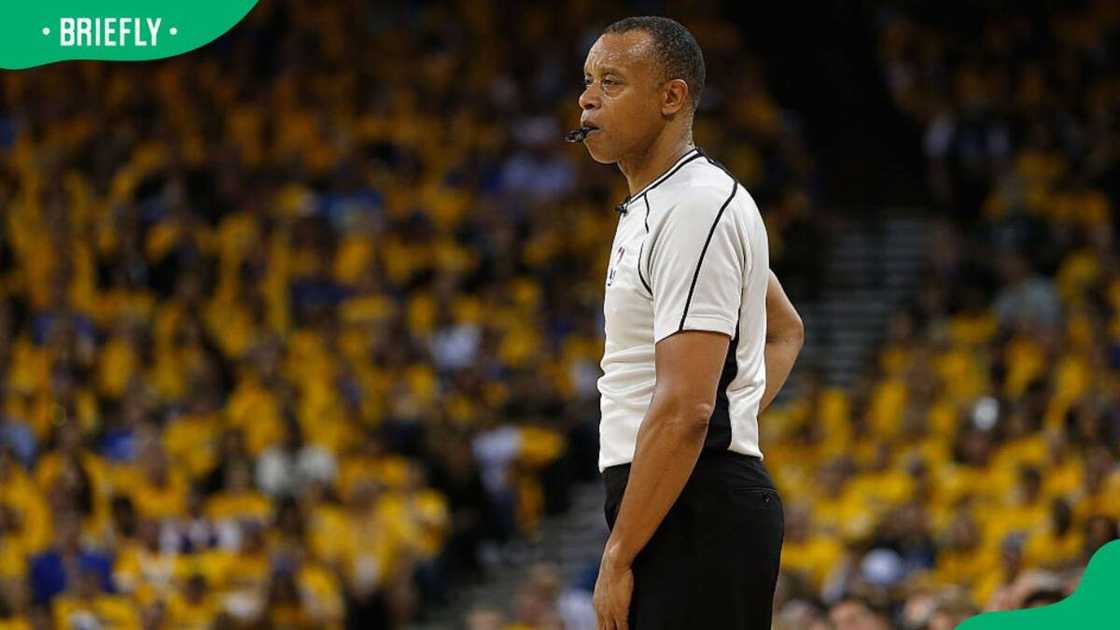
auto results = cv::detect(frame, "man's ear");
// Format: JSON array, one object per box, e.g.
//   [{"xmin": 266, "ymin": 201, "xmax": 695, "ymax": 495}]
[{"xmin": 661, "ymin": 78, "xmax": 690, "ymax": 117}]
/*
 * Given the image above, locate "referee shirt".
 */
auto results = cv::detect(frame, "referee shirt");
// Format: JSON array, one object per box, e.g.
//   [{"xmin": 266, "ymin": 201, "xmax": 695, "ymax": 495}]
[{"xmin": 598, "ymin": 147, "xmax": 770, "ymax": 472}]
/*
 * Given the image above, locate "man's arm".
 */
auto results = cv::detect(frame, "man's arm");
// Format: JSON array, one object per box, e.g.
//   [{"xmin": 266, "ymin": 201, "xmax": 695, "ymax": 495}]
[
  {"xmin": 595, "ymin": 330, "xmax": 728, "ymax": 624},
  {"xmin": 759, "ymin": 271, "xmax": 804, "ymax": 413}
]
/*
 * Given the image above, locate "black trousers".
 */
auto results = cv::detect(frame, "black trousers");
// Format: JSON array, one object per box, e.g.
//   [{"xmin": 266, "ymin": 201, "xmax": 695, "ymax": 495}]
[{"xmin": 603, "ymin": 450, "xmax": 784, "ymax": 630}]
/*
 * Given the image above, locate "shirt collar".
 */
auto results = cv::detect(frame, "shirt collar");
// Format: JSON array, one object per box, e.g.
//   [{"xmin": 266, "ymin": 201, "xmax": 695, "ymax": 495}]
[{"xmin": 619, "ymin": 147, "xmax": 703, "ymax": 210}]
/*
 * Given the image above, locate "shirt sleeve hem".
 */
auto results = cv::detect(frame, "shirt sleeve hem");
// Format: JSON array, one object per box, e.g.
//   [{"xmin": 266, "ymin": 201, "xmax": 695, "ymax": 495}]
[{"xmin": 654, "ymin": 315, "xmax": 737, "ymax": 344}]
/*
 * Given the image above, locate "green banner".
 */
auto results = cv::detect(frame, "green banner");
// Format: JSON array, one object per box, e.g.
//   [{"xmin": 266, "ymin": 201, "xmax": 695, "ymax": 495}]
[
  {"xmin": 958, "ymin": 540, "xmax": 1120, "ymax": 629},
  {"xmin": 0, "ymin": 0, "xmax": 258, "ymax": 69}
]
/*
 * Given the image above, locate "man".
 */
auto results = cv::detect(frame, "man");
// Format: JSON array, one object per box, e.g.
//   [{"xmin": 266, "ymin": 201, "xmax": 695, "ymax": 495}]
[
  {"xmin": 828, "ymin": 597, "xmax": 892, "ymax": 630},
  {"xmin": 576, "ymin": 16, "xmax": 804, "ymax": 630}
]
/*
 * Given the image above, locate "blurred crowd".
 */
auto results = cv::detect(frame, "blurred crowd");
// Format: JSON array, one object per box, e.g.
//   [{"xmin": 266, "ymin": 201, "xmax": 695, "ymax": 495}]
[
  {"xmin": 762, "ymin": 3, "xmax": 1120, "ymax": 629},
  {"xmin": 0, "ymin": 1, "xmax": 818, "ymax": 629}
]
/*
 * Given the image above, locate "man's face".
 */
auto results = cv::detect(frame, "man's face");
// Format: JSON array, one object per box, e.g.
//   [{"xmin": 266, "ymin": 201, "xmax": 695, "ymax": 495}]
[
  {"xmin": 578, "ymin": 31, "xmax": 666, "ymax": 164},
  {"xmin": 829, "ymin": 601, "xmax": 889, "ymax": 630}
]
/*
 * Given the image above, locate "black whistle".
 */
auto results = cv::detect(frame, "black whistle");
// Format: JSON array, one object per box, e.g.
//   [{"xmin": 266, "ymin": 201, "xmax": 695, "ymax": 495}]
[{"xmin": 565, "ymin": 126, "xmax": 594, "ymax": 143}]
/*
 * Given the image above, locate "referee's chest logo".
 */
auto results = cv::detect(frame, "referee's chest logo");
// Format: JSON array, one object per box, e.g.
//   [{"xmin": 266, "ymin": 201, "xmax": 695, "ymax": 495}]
[{"xmin": 606, "ymin": 245, "xmax": 626, "ymax": 287}]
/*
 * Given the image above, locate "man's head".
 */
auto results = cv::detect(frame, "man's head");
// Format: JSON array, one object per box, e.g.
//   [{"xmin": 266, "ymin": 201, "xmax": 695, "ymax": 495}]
[
  {"xmin": 578, "ymin": 16, "xmax": 705, "ymax": 164},
  {"xmin": 828, "ymin": 596, "xmax": 891, "ymax": 630}
]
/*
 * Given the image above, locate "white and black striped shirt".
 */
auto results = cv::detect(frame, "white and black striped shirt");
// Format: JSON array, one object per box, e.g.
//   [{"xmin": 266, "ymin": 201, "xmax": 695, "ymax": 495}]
[{"xmin": 598, "ymin": 147, "xmax": 770, "ymax": 472}]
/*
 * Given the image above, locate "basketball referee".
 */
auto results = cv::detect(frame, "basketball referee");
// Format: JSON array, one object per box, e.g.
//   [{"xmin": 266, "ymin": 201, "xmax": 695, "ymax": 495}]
[{"xmin": 575, "ymin": 17, "xmax": 805, "ymax": 630}]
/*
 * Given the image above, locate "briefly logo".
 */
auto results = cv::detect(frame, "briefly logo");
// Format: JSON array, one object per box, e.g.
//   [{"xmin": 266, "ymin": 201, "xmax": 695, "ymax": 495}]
[
  {"xmin": 52, "ymin": 17, "xmax": 170, "ymax": 48},
  {"xmin": 0, "ymin": 1, "xmax": 258, "ymax": 70}
]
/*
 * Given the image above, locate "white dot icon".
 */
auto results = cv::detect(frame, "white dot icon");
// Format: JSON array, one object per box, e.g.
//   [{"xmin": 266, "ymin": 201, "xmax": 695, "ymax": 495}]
[
  {"xmin": 170, "ymin": 27, "xmax": 178, "ymax": 36},
  {"xmin": 42, "ymin": 27, "xmax": 50, "ymax": 35}
]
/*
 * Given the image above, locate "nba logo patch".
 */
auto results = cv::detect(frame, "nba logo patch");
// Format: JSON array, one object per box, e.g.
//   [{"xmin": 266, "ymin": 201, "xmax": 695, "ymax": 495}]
[{"xmin": 607, "ymin": 245, "xmax": 626, "ymax": 287}]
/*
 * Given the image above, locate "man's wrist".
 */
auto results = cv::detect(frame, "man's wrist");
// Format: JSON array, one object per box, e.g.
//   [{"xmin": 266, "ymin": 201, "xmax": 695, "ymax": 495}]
[{"xmin": 602, "ymin": 540, "xmax": 633, "ymax": 569}]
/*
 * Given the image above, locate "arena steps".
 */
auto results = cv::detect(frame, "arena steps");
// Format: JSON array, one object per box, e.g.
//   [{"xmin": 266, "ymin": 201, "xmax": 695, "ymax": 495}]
[
  {"xmin": 410, "ymin": 479, "xmax": 607, "ymax": 629},
  {"xmin": 787, "ymin": 211, "xmax": 929, "ymax": 393}
]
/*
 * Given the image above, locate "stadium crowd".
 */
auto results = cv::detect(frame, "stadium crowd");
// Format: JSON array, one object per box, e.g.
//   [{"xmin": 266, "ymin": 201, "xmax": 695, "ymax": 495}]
[
  {"xmin": 0, "ymin": 1, "xmax": 1116, "ymax": 629},
  {"xmin": 761, "ymin": 3, "xmax": 1120, "ymax": 629}
]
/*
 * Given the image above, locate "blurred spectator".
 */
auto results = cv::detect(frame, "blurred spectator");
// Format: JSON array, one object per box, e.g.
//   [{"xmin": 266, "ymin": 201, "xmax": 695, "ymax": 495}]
[
  {"xmin": 993, "ymin": 250, "xmax": 1062, "ymax": 332},
  {"xmin": 256, "ymin": 413, "xmax": 338, "ymax": 499},
  {"xmin": 774, "ymin": 598, "xmax": 829, "ymax": 630},
  {"xmin": 465, "ymin": 606, "xmax": 508, "ymax": 630},
  {"xmin": 828, "ymin": 595, "xmax": 892, "ymax": 630},
  {"xmin": 0, "ymin": 420, "xmax": 35, "ymax": 468},
  {"xmin": 28, "ymin": 513, "xmax": 113, "ymax": 606},
  {"xmin": 459, "ymin": 562, "xmax": 595, "ymax": 630},
  {"xmin": 926, "ymin": 589, "xmax": 979, "ymax": 630},
  {"xmin": 1082, "ymin": 515, "xmax": 1119, "ymax": 564}
]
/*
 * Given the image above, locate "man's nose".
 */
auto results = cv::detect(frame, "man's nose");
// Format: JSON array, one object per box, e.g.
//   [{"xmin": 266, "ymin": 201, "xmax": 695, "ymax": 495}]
[{"xmin": 578, "ymin": 87, "xmax": 599, "ymax": 111}]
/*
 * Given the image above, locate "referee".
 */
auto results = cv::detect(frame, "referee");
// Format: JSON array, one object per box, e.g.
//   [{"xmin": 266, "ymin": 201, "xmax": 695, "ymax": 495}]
[{"xmin": 577, "ymin": 17, "xmax": 805, "ymax": 630}]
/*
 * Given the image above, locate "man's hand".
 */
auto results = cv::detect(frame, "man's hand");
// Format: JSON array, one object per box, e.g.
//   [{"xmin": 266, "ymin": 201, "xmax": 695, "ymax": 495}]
[
  {"xmin": 593, "ymin": 549, "xmax": 634, "ymax": 630},
  {"xmin": 760, "ymin": 271, "xmax": 804, "ymax": 412}
]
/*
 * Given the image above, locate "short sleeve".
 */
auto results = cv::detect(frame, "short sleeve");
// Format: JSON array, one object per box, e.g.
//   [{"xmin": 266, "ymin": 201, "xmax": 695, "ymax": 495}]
[{"xmin": 646, "ymin": 184, "xmax": 745, "ymax": 344}]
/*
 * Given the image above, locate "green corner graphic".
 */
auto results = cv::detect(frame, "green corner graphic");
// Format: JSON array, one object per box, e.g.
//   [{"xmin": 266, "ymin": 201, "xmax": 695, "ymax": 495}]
[
  {"xmin": 958, "ymin": 540, "xmax": 1120, "ymax": 629},
  {"xmin": 0, "ymin": 0, "xmax": 258, "ymax": 69}
]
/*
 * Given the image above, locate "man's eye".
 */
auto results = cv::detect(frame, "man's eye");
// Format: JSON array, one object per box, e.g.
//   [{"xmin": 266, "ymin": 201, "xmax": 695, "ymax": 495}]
[
  {"xmin": 602, "ymin": 79, "xmax": 617, "ymax": 86},
  {"xmin": 583, "ymin": 77, "xmax": 593, "ymax": 87}
]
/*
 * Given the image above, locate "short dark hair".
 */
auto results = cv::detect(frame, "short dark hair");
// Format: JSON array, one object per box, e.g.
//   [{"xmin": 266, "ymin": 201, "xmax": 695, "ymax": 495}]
[
  {"xmin": 831, "ymin": 594, "xmax": 890, "ymax": 620},
  {"xmin": 1021, "ymin": 588, "xmax": 1066, "ymax": 608},
  {"xmin": 603, "ymin": 16, "xmax": 705, "ymax": 111}
]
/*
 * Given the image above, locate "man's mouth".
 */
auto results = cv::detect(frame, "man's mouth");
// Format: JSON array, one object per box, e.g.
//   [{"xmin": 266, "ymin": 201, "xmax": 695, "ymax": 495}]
[{"xmin": 566, "ymin": 124, "xmax": 601, "ymax": 143}]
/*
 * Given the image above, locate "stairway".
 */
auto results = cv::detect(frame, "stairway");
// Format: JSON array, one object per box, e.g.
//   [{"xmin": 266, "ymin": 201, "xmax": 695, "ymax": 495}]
[
  {"xmin": 410, "ymin": 482, "xmax": 608, "ymax": 629},
  {"xmin": 788, "ymin": 210, "xmax": 929, "ymax": 393}
]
